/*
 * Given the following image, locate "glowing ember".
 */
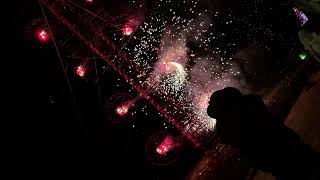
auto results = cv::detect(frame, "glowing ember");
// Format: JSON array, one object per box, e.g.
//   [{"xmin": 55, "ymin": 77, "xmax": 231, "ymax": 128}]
[
  {"xmin": 156, "ymin": 136, "xmax": 174, "ymax": 155},
  {"xmin": 123, "ymin": 26, "xmax": 133, "ymax": 36},
  {"xmin": 37, "ymin": 29, "xmax": 49, "ymax": 42},
  {"xmin": 151, "ymin": 61, "xmax": 188, "ymax": 97},
  {"xmin": 76, "ymin": 65, "xmax": 86, "ymax": 77},
  {"xmin": 156, "ymin": 145, "xmax": 169, "ymax": 155},
  {"xmin": 160, "ymin": 62, "xmax": 185, "ymax": 74},
  {"xmin": 116, "ymin": 105, "xmax": 129, "ymax": 116}
]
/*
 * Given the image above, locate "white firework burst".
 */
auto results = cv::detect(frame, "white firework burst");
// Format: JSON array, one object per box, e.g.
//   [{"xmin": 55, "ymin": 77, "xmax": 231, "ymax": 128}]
[{"xmin": 153, "ymin": 61, "xmax": 188, "ymax": 97}]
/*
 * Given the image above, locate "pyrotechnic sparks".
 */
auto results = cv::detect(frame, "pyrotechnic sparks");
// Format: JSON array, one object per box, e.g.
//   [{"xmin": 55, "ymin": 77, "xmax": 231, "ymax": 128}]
[
  {"xmin": 124, "ymin": 0, "xmax": 247, "ymax": 135},
  {"xmin": 35, "ymin": 0, "xmax": 307, "ymax": 177},
  {"xmin": 76, "ymin": 65, "xmax": 86, "ymax": 77},
  {"xmin": 37, "ymin": 29, "xmax": 49, "ymax": 42},
  {"xmin": 153, "ymin": 61, "xmax": 188, "ymax": 97},
  {"xmin": 123, "ymin": 26, "xmax": 133, "ymax": 36},
  {"xmin": 116, "ymin": 105, "xmax": 129, "ymax": 116},
  {"xmin": 195, "ymin": 92, "xmax": 211, "ymax": 110},
  {"xmin": 156, "ymin": 135, "xmax": 175, "ymax": 155},
  {"xmin": 104, "ymin": 93, "xmax": 136, "ymax": 124}
]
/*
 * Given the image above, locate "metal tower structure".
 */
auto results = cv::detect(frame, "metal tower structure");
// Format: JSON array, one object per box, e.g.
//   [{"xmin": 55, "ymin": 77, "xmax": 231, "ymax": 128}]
[{"xmin": 37, "ymin": 0, "xmax": 268, "ymax": 179}]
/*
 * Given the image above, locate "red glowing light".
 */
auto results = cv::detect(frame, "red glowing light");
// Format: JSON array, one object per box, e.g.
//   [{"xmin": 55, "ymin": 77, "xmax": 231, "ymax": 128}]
[
  {"xmin": 156, "ymin": 136, "xmax": 174, "ymax": 155},
  {"xmin": 85, "ymin": 0, "xmax": 93, "ymax": 3},
  {"xmin": 122, "ymin": 26, "xmax": 133, "ymax": 36},
  {"xmin": 156, "ymin": 145, "xmax": 169, "ymax": 155},
  {"xmin": 37, "ymin": 29, "xmax": 49, "ymax": 42},
  {"xmin": 116, "ymin": 105, "xmax": 129, "ymax": 116},
  {"xmin": 76, "ymin": 66, "xmax": 86, "ymax": 77}
]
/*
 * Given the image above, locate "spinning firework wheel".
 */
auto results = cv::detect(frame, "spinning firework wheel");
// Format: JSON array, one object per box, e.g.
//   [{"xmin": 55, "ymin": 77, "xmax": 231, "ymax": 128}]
[
  {"xmin": 24, "ymin": 18, "xmax": 51, "ymax": 44},
  {"xmin": 145, "ymin": 130, "xmax": 181, "ymax": 166},
  {"xmin": 104, "ymin": 93, "xmax": 135, "ymax": 124}
]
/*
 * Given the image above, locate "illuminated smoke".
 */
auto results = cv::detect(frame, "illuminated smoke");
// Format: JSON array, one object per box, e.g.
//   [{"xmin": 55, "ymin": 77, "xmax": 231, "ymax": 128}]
[{"xmin": 127, "ymin": 1, "xmax": 247, "ymax": 135}]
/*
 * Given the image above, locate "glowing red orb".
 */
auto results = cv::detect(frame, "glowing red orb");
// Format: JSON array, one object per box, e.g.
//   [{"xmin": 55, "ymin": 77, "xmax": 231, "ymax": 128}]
[
  {"xmin": 37, "ymin": 29, "xmax": 49, "ymax": 42},
  {"xmin": 85, "ymin": 0, "xmax": 93, "ymax": 3},
  {"xmin": 116, "ymin": 105, "xmax": 128, "ymax": 116},
  {"xmin": 122, "ymin": 26, "xmax": 133, "ymax": 36},
  {"xmin": 76, "ymin": 66, "xmax": 86, "ymax": 77},
  {"xmin": 156, "ymin": 136, "xmax": 174, "ymax": 155},
  {"xmin": 156, "ymin": 145, "xmax": 169, "ymax": 155}
]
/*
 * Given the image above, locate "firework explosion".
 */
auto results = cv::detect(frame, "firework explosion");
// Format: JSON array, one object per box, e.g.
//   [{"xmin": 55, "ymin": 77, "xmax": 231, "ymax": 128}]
[
  {"xmin": 123, "ymin": 0, "xmax": 247, "ymax": 136},
  {"xmin": 152, "ymin": 61, "xmax": 188, "ymax": 97},
  {"xmin": 37, "ymin": 0, "xmax": 280, "ymax": 143},
  {"xmin": 30, "ymin": 0, "xmax": 313, "ymax": 179}
]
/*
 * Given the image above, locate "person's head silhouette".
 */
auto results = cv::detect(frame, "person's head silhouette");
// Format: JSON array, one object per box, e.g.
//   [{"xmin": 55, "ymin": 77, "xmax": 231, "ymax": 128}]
[
  {"xmin": 207, "ymin": 87, "xmax": 244, "ymax": 145},
  {"xmin": 207, "ymin": 87, "xmax": 320, "ymax": 180},
  {"xmin": 207, "ymin": 87, "xmax": 243, "ymax": 120}
]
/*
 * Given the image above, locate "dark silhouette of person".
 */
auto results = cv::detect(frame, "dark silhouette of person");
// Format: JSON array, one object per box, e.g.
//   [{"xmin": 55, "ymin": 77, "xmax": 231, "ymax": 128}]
[{"xmin": 207, "ymin": 87, "xmax": 320, "ymax": 180}]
